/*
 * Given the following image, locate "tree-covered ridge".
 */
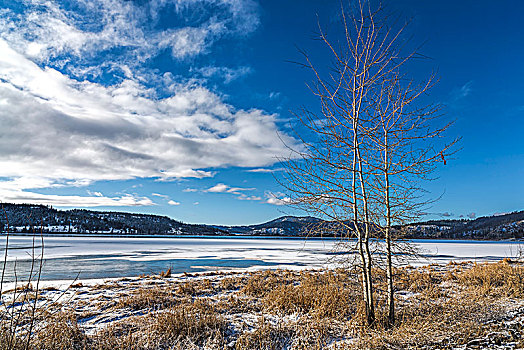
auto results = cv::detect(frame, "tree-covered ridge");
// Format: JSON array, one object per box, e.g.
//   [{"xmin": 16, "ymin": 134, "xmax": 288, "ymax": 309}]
[
  {"xmin": 0, "ymin": 203, "xmax": 225, "ymax": 235},
  {"xmin": 1, "ymin": 203, "xmax": 523, "ymax": 239},
  {"xmin": 404, "ymin": 211, "xmax": 524, "ymax": 239}
]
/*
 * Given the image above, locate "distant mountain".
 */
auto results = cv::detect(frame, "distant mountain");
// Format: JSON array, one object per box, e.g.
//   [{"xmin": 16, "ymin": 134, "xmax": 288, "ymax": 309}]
[
  {"xmin": 0, "ymin": 203, "xmax": 523, "ymax": 239},
  {"xmin": 216, "ymin": 216, "xmax": 324, "ymax": 236}
]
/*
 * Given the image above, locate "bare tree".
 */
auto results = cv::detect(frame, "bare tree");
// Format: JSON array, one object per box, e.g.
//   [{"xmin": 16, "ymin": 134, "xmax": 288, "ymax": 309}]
[
  {"xmin": 367, "ymin": 71, "xmax": 457, "ymax": 326},
  {"xmin": 281, "ymin": 1, "xmax": 457, "ymax": 327}
]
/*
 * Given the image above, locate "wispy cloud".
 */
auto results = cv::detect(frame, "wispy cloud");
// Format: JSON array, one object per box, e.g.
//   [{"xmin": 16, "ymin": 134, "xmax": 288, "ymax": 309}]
[
  {"xmin": 264, "ymin": 191, "xmax": 292, "ymax": 206},
  {"xmin": 194, "ymin": 66, "xmax": 253, "ymax": 83},
  {"xmin": 182, "ymin": 188, "xmax": 198, "ymax": 193},
  {"xmin": 168, "ymin": 200, "xmax": 180, "ymax": 206},
  {"xmin": 0, "ymin": 0, "xmax": 260, "ymax": 73},
  {"xmin": 246, "ymin": 168, "xmax": 283, "ymax": 173},
  {"xmin": 237, "ymin": 194, "xmax": 262, "ymax": 201},
  {"xmin": 0, "ymin": 177, "xmax": 153, "ymax": 207},
  {"xmin": 268, "ymin": 92, "xmax": 281, "ymax": 100},
  {"xmin": 152, "ymin": 193, "xmax": 170, "ymax": 199},
  {"xmin": 0, "ymin": 190, "xmax": 153, "ymax": 207},
  {"xmin": 205, "ymin": 183, "xmax": 255, "ymax": 195},
  {"xmin": 450, "ymin": 81, "xmax": 473, "ymax": 102}
]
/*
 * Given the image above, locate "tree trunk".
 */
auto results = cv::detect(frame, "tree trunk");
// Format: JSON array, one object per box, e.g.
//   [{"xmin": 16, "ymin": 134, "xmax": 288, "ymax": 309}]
[{"xmin": 384, "ymin": 134, "xmax": 395, "ymax": 327}]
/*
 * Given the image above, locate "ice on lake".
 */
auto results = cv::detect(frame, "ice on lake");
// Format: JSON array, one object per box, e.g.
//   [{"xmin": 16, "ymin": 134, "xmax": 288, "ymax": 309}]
[{"xmin": 0, "ymin": 235, "xmax": 522, "ymax": 282}]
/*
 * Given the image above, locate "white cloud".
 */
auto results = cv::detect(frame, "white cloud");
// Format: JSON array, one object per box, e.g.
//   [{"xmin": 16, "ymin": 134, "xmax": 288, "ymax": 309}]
[
  {"xmin": 152, "ymin": 193, "xmax": 170, "ymax": 199},
  {"xmin": 0, "ymin": 0, "xmax": 299, "ymax": 208},
  {"xmin": 265, "ymin": 192, "xmax": 292, "ymax": 206},
  {"xmin": 0, "ymin": 0, "xmax": 260, "ymax": 70},
  {"xmin": 246, "ymin": 168, "xmax": 282, "ymax": 173},
  {"xmin": 237, "ymin": 194, "xmax": 262, "ymax": 201},
  {"xmin": 206, "ymin": 183, "xmax": 229, "ymax": 193},
  {"xmin": 205, "ymin": 183, "xmax": 255, "ymax": 194},
  {"xmin": 0, "ymin": 189, "xmax": 153, "ymax": 207},
  {"xmin": 196, "ymin": 66, "xmax": 252, "ymax": 83},
  {"xmin": 0, "ymin": 40, "xmax": 297, "ymax": 192},
  {"xmin": 168, "ymin": 200, "xmax": 180, "ymax": 206},
  {"xmin": 268, "ymin": 92, "xmax": 281, "ymax": 99},
  {"xmin": 0, "ymin": 177, "xmax": 153, "ymax": 207},
  {"xmin": 451, "ymin": 81, "xmax": 473, "ymax": 101},
  {"xmin": 182, "ymin": 188, "xmax": 198, "ymax": 192}
]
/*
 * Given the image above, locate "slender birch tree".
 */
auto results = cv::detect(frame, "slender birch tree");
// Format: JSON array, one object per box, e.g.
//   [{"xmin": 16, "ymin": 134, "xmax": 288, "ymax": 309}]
[
  {"xmin": 366, "ymin": 71, "xmax": 457, "ymax": 326},
  {"xmin": 281, "ymin": 1, "xmax": 457, "ymax": 327}
]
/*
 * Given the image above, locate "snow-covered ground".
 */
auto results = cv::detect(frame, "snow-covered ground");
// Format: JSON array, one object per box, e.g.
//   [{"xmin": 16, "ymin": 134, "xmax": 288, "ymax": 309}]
[{"xmin": 0, "ymin": 235, "xmax": 522, "ymax": 282}]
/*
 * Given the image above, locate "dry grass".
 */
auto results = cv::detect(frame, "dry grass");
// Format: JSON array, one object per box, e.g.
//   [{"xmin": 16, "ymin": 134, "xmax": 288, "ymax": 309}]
[
  {"xmin": 453, "ymin": 259, "xmax": 524, "ymax": 297},
  {"xmin": 262, "ymin": 271, "xmax": 358, "ymax": 320},
  {"xmin": 235, "ymin": 318, "xmax": 293, "ymax": 350},
  {"xmin": 31, "ymin": 311, "xmax": 88, "ymax": 350},
  {"xmin": 143, "ymin": 299, "xmax": 229, "ymax": 349},
  {"xmin": 116, "ymin": 286, "xmax": 177, "ymax": 311},
  {"xmin": 240, "ymin": 270, "xmax": 297, "ymax": 298},
  {"xmin": 2, "ymin": 261, "xmax": 523, "ymax": 349}
]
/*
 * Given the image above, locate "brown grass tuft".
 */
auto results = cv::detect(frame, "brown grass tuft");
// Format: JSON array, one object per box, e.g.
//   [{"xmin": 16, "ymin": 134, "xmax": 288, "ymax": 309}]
[
  {"xmin": 454, "ymin": 260, "xmax": 524, "ymax": 297},
  {"xmin": 235, "ymin": 318, "xmax": 293, "ymax": 350},
  {"xmin": 263, "ymin": 271, "xmax": 357, "ymax": 320}
]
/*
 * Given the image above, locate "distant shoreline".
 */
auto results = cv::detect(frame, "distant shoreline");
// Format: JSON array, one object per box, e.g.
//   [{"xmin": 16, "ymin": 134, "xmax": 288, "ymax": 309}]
[{"xmin": 2, "ymin": 231, "xmax": 524, "ymax": 243}]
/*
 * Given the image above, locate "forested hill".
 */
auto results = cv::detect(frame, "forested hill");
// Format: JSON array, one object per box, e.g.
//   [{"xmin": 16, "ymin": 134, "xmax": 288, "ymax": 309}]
[
  {"xmin": 0, "ymin": 203, "xmax": 225, "ymax": 235},
  {"xmin": 404, "ymin": 211, "xmax": 524, "ymax": 240},
  {"xmin": 0, "ymin": 203, "xmax": 523, "ymax": 239}
]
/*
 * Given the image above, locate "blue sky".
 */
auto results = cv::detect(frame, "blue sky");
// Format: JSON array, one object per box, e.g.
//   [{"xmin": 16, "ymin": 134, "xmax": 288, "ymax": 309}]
[{"xmin": 0, "ymin": 0, "xmax": 522, "ymax": 225}]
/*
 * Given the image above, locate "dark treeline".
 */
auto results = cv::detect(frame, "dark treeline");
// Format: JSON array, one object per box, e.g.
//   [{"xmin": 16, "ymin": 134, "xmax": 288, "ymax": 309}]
[
  {"xmin": 0, "ymin": 203, "xmax": 225, "ymax": 235},
  {"xmin": 0, "ymin": 203, "xmax": 523, "ymax": 239},
  {"xmin": 404, "ymin": 211, "xmax": 524, "ymax": 240}
]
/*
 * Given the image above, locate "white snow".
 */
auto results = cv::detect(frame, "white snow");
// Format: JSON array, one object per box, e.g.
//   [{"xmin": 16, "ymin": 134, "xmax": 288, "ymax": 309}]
[{"xmin": 0, "ymin": 235, "xmax": 522, "ymax": 281}]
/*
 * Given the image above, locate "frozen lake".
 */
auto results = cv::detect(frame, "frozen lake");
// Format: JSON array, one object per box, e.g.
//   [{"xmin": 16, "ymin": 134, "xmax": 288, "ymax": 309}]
[{"xmin": 0, "ymin": 235, "xmax": 522, "ymax": 282}]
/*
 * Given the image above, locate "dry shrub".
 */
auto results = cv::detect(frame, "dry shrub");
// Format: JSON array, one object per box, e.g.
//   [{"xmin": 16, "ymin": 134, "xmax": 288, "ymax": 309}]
[
  {"xmin": 0, "ymin": 325, "xmax": 26, "ymax": 350},
  {"xmin": 177, "ymin": 281, "xmax": 198, "ymax": 296},
  {"xmin": 176, "ymin": 278, "xmax": 216, "ymax": 297},
  {"xmin": 159, "ymin": 267, "xmax": 171, "ymax": 278},
  {"xmin": 240, "ymin": 270, "xmax": 296, "ymax": 298},
  {"xmin": 199, "ymin": 278, "xmax": 213, "ymax": 292},
  {"xmin": 91, "ymin": 323, "xmax": 142, "ymax": 350},
  {"xmin": 291, "ymin": 317, "xmax": 343, "ymax": 350},
  {"xmin": 145, "ymin": 299, "xmax": 229, "ymax": 348},
  {"xmin": 455, "ymin": 260, "xmax": 524, "ymax": 297},
  {"xmin": 346, "ymin": 296, "xmax": 497, "ymax": 349},
  {"xmin": 219, "ymin": 276, "xmax": 246, "ymax": 291},
  {"xmin": 117, "ymin": 286, "xmax": 176, "ymax": 310},
  {"xmin": 235, "ymin": 318, "xmax": 293, "ymax": 350},
  {"xmin": 215, "ymin": 294, "xmax": 258, "ymax": 314},
  {"xmin": 31, "ymin": 311, "xmax": 88, "ymax": 350},
  {"xmin": 394, "ymin": 266, "xmax": 443, "ymax": 292},
  {"xmin": 263, "ymin": 271, "xmax": 357, "ymax": 320},
  {"xmin": 345, "ymin": 266, "xmax": 507, "ymax": 350},
  {"xmin": 3, "ymin": 264, "xmax": 521, "ymax": 350}
]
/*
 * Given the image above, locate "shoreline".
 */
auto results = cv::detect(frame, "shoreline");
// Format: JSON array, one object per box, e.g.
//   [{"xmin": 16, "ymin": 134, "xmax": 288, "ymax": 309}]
[{"xmin": 2, "ymin": 231, "xmax": 524, "ymax": 243}]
